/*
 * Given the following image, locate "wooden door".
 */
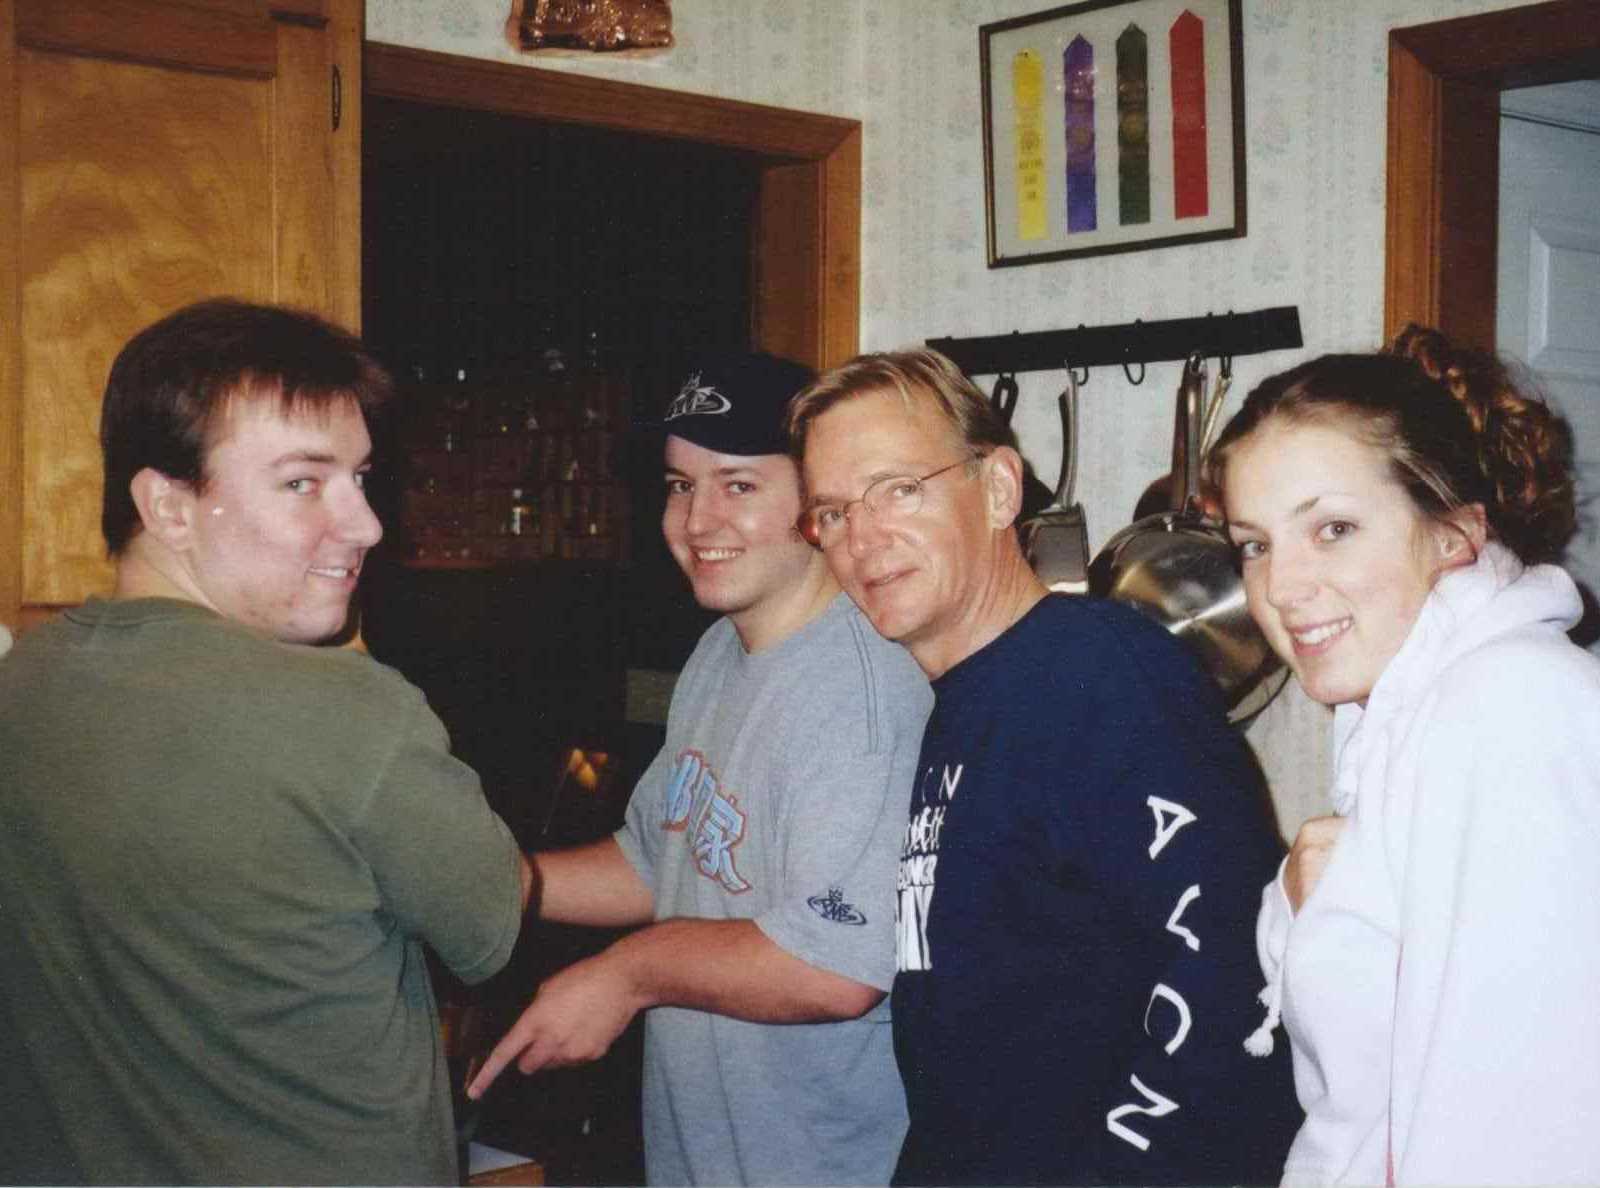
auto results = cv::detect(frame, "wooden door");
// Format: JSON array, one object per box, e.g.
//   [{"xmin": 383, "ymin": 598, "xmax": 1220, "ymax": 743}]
[{"xmin": 0, "ymin": 0, "xmax": 362, "ymax": 630}]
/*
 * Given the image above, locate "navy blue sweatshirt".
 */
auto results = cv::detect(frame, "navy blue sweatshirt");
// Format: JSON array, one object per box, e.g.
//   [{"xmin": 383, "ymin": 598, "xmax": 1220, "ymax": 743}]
[{"xmin": 891, "ymin": 595, "xmax": 1300, "ymax": 1186}]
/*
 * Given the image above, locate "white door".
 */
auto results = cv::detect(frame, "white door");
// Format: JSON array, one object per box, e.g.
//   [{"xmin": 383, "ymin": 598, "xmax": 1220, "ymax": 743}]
[{"xmin": 1498, "ymin": 79, "xmax": 1600, "ymax": 647}]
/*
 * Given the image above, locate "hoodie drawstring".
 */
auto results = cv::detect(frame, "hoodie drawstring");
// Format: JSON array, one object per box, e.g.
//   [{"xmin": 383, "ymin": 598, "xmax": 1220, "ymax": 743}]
[{"xmin": 1244, "ymin": 975, "xmax": 1282, "ymax": 1057}]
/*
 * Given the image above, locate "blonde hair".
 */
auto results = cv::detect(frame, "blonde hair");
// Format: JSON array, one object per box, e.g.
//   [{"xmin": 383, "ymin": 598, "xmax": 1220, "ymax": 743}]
[{"xmin": 786, "ymin": 348, "xmax": 1017, "ymax": 460}]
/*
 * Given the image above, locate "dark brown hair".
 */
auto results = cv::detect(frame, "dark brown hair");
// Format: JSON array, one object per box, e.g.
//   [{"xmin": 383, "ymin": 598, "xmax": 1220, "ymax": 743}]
[
  {"xmin": 785, "ymin": 347, "xmax": 1017, "ymax": 461},
  {"xmin": 100, "ymin": 298, "xmax": 393, "ymax": 555},
  {"xmin": 1208, "ymin": 324, "xmax": 1575, "ymax": 565}
]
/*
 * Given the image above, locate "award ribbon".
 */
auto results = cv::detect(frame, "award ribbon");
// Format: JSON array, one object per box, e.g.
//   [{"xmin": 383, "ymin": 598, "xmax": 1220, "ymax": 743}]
[
  {"xmin": 1064, "ymin": 35, "xmax": 1097, "ymax": 233},
  {"xmin": 1012, "ymin": 49, "xmax": 1047, "ymax": 241},
  {"xmin": 1170, "ymin": 10, "xmax": 1208, "ymax": 219},
  {"xmin": 1116, "ymin": 24, "xmax": 1150, "ymax": 226}
]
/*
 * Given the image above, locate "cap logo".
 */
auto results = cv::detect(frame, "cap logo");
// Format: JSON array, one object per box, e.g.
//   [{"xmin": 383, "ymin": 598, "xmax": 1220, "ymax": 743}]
[{"xmin": 665, "ymin": 372, "xmax": 732, "ymax": 421}]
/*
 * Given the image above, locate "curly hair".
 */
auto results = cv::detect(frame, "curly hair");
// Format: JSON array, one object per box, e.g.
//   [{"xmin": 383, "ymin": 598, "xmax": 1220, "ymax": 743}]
[{"xmin": 1208, "ymin": 324, "xmax": 1575, "ymax": 565}]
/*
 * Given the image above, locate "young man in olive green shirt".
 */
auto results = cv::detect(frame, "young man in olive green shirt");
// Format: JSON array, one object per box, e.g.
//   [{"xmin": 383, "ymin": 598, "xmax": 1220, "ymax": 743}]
[{"xmin": 0, "ymin": 301, "xmax": 530, "ymax": 1185}]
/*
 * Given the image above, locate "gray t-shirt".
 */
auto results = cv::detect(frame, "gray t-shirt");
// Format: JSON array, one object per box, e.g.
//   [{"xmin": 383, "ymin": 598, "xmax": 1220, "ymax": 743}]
[{"xmin": 616, "ymin": 593, "xmax": 931, "ymax": 1185}]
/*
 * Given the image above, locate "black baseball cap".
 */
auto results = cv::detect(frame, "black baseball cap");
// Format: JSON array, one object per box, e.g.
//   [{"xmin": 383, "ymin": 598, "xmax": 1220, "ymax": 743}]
[{"xmin": 659, "ymin": 351, "xmax": 816, "ymax": 457}]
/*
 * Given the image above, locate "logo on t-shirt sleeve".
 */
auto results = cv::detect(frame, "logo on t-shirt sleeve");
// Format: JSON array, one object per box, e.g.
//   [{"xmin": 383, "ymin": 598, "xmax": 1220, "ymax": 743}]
[{"xmin": 806, "ymin": 887, "xmax": 867, "ymax": 925}]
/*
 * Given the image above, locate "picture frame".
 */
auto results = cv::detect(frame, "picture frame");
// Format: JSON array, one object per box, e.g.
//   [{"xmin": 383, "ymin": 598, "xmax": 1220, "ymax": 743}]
[{"xmin": 980, "ymin": 0, "xmax": 1245, "ymax": 268}]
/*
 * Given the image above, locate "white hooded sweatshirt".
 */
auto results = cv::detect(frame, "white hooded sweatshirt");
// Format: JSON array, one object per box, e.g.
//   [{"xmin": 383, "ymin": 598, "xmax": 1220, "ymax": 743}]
[{"xmin": 1252, "ymin": 542, "xmax": 1600, "ymax": 1186}]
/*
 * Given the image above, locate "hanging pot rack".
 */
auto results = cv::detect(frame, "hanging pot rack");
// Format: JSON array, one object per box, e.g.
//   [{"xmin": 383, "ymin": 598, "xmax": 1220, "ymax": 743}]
[{"xmin": 926, "ymin": 305, "xmax": 1302, "ymax": 381}]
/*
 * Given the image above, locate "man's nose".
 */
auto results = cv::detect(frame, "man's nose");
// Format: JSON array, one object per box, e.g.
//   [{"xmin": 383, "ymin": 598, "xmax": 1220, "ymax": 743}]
[
  {"xmin": 684, "ymin": 487, "xmax": 720, "ymax": 536},
  {"xmin": 335, "ymin": 480, "xmax": 383, "ymax": 547},
  {"xmin": 845, "ymin": 502, "xmax": 889, "ymax": 558}
]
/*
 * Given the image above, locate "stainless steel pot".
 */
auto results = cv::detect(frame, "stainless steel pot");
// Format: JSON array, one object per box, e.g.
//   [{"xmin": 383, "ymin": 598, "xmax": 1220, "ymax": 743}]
[{"xmin": 1087, "ymin": 354, "xmax": 1286, "ymax": 723}]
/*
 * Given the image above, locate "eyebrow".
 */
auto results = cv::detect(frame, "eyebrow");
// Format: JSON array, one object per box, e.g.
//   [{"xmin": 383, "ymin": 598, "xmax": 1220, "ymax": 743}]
[
  {"xmin": 272, "ymin": 450, "xmax": 336, "ymax": 467},
  {"xmin": 270, "ymin": 450, "xmax": 370, "ymax": 468},
  {"xmin": 803, "ymin": 468, "xmax": 920, "ymax": 510},
  {"xmin": 802, "ymin": 483, "xmax": 865, "ymax": 510},
  {"xmin": 1228, "ymin": 493, "xmax": 1336, "ymax": 532},
  {"xmin": 664, "ymin": 464, "xmax": 766, "ymax": 480}
]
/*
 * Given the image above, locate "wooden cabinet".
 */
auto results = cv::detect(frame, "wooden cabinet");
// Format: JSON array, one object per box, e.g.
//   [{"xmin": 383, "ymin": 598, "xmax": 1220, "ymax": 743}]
[{"xmin": 0, "ymin": 0, "xmax": 362, "ymax": 630}]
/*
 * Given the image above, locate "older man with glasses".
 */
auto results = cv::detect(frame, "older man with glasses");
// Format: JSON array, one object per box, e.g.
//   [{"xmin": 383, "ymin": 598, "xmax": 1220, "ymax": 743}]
[{"xmin": 790, "ymin": 349, "xmax": 1300, "ymax": 1187}]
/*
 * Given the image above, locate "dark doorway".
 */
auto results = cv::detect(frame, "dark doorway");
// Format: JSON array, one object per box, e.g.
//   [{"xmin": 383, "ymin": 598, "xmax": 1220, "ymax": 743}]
[{"xmin": 362, "ymin": 96, "xmax": 760, "ymax": 390}]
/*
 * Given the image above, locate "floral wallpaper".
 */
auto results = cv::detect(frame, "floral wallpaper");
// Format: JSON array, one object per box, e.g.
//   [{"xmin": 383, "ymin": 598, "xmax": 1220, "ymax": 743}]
[{"xmin": 367, "ymin": 0, "xmax": 1538, "ymax": 836}]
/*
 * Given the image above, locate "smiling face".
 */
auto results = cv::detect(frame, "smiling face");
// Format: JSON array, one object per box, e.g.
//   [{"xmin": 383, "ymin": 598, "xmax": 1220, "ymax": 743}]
[
  {"xmin": 800, "ymin": 388, "xmax": 1004, "ymax": 676},
  {"xmin": 661, "ymin": 435, "xmax": 823, "ymax": 646},
  {"xmin": 1222, "ymin": 416, "xmax": 1465, "ymax": 707},
  {"xmin": 181, "ymin": 396, "xmax": 382, "ymax": 644}
]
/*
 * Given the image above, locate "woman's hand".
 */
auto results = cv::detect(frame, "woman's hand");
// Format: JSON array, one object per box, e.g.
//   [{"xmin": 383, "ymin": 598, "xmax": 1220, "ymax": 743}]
[{"xmin": 1285, "ymin": 815, "xmax": 1345, "ymax": 914}]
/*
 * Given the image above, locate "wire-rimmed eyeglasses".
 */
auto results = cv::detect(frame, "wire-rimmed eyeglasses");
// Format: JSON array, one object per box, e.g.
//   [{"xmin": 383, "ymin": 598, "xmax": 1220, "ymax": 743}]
[{"xmin": 797, "ymin": 456, "xmax": 978, "ymax": 550}]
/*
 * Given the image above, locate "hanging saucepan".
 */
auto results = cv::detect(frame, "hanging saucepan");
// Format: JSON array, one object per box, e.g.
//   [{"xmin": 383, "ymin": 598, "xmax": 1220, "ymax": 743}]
[
  {"xmin": 1087, "ymin": 353, "xmax": 1286, "ymax": 724},
  {"xmin": 1131, "ymin": 357, "xmax": 1231, "ymax": 522}
]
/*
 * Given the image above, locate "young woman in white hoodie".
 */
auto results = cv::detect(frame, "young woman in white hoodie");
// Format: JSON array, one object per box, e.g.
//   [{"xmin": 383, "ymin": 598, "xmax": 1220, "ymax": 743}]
[{"xmin": 1210, "ymin": 325, "xmax": 1600, "ymax": 1187}]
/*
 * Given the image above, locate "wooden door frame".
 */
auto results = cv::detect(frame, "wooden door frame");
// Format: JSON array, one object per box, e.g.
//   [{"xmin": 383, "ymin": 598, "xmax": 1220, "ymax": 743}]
[
  {"xmin": 1385, "ymin": 0, "xmax": 1600, "ymax": 346},
  {"xmin": 363, "ymin": 43, "xmax": 862, "ymax": 370},
  {"xmin": 1, "ymin": 0, "xmax": 21, "ymax": 633}
]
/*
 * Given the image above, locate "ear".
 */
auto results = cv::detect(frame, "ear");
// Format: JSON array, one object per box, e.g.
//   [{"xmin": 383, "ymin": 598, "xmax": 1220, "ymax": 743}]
[
  {"xmin": 982, "ymin": 446, "xmax": 1026, "ymax": 531},
  {"xmin": 129, "ymin": 467, "xmax": 200, "ymax": 551},
  {"xmin": 1435, "ymin": 502, "xmax": 1488, "ymax": 570}
]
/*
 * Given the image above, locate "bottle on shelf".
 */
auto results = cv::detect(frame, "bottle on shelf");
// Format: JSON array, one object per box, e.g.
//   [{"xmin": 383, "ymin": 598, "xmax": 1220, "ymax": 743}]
[
  {"xmin": 579, "ymin": 328, "xmax": 607, "ymax": 429},
  {"xmin": 508, "ymin": 487, "xmax": 535, "ymax": 539},
  {"xmin": 442, "ymin": 366, "xmax": 470, "ymax": 453},
  {"xmin": 488, "ymin": 374, "xmax": 521, "ymax": 437},
  {"xmin": 521, "ymin": 382, "xmax": 541, "ymax": 433}
]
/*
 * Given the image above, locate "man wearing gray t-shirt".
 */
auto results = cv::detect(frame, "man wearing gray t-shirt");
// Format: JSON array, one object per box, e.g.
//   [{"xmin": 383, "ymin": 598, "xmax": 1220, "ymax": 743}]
[{"xmin": 470, "ymin": 352, "xmax": 932, "ymax": 1185}]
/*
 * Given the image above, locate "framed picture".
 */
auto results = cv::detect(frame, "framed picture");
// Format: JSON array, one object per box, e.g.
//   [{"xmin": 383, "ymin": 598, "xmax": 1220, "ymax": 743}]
[{"xmin": 980, "ymin": 0, "xmax": 1245, "ymax": 268}]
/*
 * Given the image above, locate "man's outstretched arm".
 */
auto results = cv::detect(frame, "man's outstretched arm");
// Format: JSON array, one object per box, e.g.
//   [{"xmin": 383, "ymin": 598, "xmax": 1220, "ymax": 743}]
[
  {"xmin": 465, "ymin": 916, "xmax": 882, "ymax": 1100},
  {"xmin": 529, "ymin": 836, "xmax": 654, "ymax": 926}
]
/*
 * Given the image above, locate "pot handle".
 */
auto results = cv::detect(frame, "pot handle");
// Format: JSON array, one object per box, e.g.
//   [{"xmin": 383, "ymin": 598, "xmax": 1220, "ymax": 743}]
[
  {"xmin": 1055, "ymin": 369, "xmax": 1080, "ymax": 506},
  {"xmin": 991, "ymin": 373, "xmax": 1020, "ymax": 424},
  {"xmin": 1179, "ymin": 352, "xmax": 1208, "ymax": 516},
  {"xmin": 1201, "ymin": 361, "xmax": 1233, "ymax": 457}
]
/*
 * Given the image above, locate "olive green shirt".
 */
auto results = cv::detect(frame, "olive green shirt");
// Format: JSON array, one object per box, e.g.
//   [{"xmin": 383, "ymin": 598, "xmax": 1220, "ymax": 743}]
[{"xmin": 0, "ymin": 598, "xmax": 523, "ymax": 1185}]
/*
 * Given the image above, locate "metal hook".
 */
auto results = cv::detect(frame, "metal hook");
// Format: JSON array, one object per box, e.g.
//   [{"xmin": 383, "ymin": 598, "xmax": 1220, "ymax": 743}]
[
  {"xmin": 990, "ymin": 372, "xmax": 1020, "ymax": 425},
  {"xmin": 1220, "ymin": 353, "xmax": 1233, "ymax": 381},
  {"xmin": 1122, "ymin": 319, "xmax": 1146, "ymax": 385},
  {"xmin": 1067, "ymin": 361, "xmax": 1090, "ymax": 387}
]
